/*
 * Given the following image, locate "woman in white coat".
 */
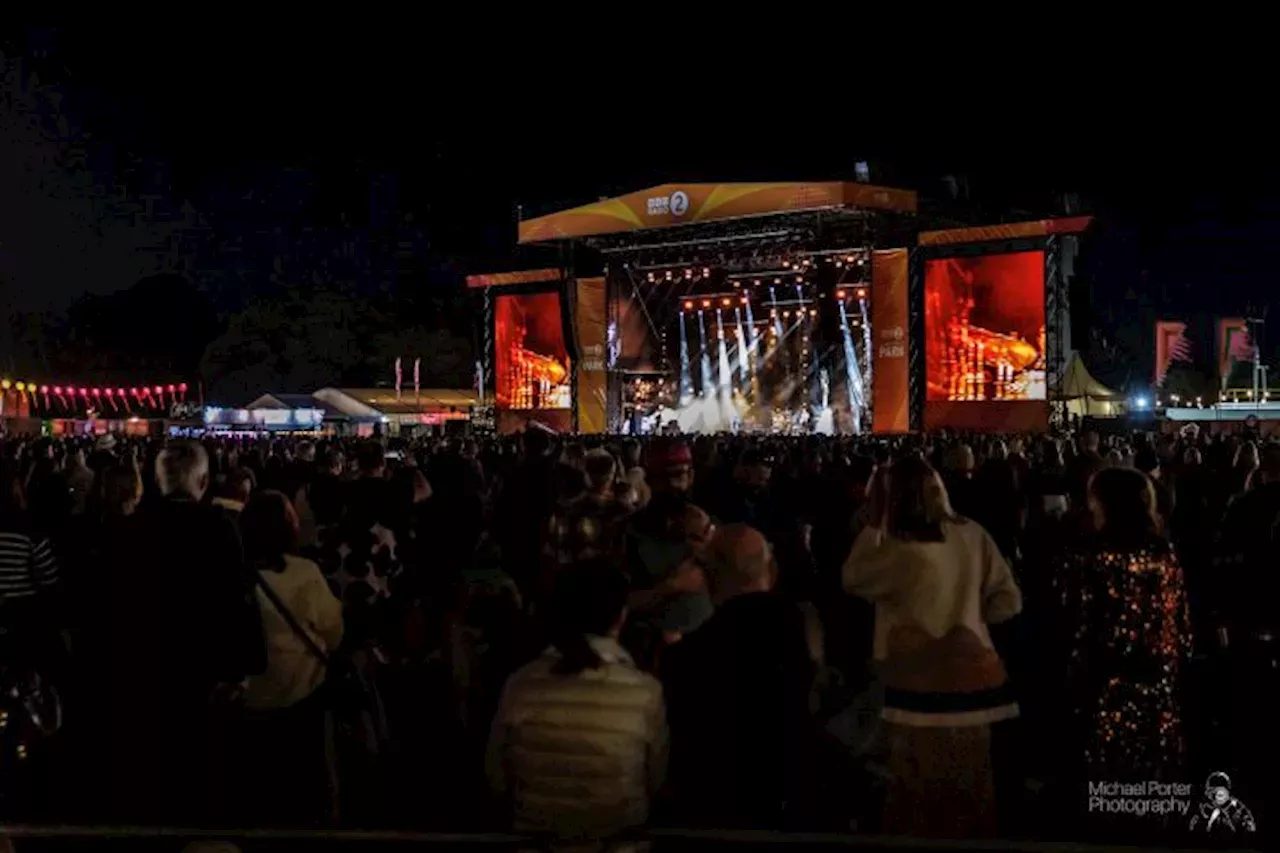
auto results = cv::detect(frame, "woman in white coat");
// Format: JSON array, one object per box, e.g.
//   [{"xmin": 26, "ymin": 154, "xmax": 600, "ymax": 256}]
[{"xmin": 843, "ymin": 454, "xmax": 1022, "ymax": 838}]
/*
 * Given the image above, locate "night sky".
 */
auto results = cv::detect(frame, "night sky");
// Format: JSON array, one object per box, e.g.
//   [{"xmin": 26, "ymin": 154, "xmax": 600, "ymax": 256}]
[{"xmin": 4, "ymin": 25, "xmax": 1279, "ymax": 388}]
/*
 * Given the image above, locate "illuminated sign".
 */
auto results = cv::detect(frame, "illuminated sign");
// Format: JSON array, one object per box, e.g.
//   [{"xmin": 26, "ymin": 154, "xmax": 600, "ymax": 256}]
[
  {"xmin": 646, "ymin": 190, "xmax": 689, "ymax": 218},
  {"xmin": 203, "ymin": 407, "xmax": 324, "ymax": 429}
]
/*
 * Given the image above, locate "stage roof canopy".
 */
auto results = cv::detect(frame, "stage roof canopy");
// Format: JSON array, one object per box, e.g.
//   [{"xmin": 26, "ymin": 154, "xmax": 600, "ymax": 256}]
[
  {"xmin": 917, "ymin": 216, "xmax": 1093, "ymax": 247},
  {"xmin": 518, "ymin": 182, "xmax": 917, "ymax": 244}
]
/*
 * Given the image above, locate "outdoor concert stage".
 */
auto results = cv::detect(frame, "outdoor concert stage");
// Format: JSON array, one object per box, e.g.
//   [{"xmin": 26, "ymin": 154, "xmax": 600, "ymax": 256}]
[{"xmin": 468, "ymin": 182, "xmax": 1090, "ymax": 436}]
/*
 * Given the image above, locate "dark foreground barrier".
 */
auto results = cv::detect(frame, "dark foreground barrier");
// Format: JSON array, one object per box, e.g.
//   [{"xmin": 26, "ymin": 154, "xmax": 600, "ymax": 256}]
[{"xmin": 0, "ymin": 826, "xmax": 1266, "ymax": 853}]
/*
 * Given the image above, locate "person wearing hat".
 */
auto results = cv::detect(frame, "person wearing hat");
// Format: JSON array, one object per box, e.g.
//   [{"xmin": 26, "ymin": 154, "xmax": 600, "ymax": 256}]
[
  {"xmin": 623, "ymin": 440, "xmax": 697, "ymax": 593},
  {"xmin": 645, "ymin": 439, "xmax": 694, "ymax": 497},
  {"xmin": 543, "ymin": 449, "xmax": 631, "ymax": 580}
]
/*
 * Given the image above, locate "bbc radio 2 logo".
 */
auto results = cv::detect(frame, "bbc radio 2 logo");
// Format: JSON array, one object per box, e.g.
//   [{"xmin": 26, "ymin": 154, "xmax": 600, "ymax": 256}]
[{"xmin": 646, "ymin": 190, "xmax": 690, "ymax": 218}]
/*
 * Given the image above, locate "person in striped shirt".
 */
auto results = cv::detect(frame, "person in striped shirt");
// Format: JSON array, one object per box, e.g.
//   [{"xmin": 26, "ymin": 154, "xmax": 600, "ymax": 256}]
[{"xmin": 0, "ymin": 467, "xmax": 59, "ymax": 605}]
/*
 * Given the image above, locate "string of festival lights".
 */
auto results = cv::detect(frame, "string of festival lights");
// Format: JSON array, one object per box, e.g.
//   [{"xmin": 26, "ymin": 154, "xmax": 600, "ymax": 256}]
[{"xmin": 0, "ymin": 379, "xmax": 190, "ymax": 412}]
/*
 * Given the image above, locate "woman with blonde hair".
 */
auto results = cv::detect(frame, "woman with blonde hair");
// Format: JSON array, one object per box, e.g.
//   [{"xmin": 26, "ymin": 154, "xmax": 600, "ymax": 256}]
[{"xmin": 843, "ymin": 455, "xmax": 1022, "ymax": 838}]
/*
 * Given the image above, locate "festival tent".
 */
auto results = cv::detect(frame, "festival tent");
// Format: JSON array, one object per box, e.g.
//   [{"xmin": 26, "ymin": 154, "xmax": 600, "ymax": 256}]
[{"xmin": 1057, "ymin": 353, "xmax": 1124, "ymax": 417}]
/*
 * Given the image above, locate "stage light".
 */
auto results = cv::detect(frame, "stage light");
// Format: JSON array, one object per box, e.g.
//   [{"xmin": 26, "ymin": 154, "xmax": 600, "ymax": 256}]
[
  {"xmin": 783, "ymin": 310, "xmax": 791, "ymax": 318},
  {"xmin": 118, "ymin": 388, "xmax": 127, "ymax": 397},
  {"xmin": 845, "ymin": 256, "xmax": 855, "ymax": 264},
  {"xmin": 857, "ymin": 258, "xmax": 866, "ymax": 266},
  {"xmin": 809, "ymin": 308, "xmax": 818, "ymax": 317},
  {"xmin": 647, "ymin": 272, "xmax": 656, "ymax": 282},
  {"xmin": 802, "ymin": 258, "xmax": 811, "ymax": 267},
  {"xmin": 92, "ymin": 388, "xmax": 101, "ymax": 396},
  {"xmin": 773, "ymin": 277, "xmax": 781, "ymax": 285},
  {"xmin": 702, "ymin": 267, "xmax": 710, "ymax": 277},
  {"xmin": 39, "ymin": 386, "xmax": 48, "ymax": 395},
  {"xmin": 740, "ymin": 296, "xmax": 749, "ymax": 305},
  {"xmin": 684, "ymin": 269, "xmax": 693, "ymax": 279},
  {"xmin": 79, "ymin": 388, "xmax": 88, "ymax": 396},
  {"xmin": 856, "ymin": 288, "xmax": 867, "ymax": 300},
  {"xmin": 754, "ymin": 279, "xmax": 761, "ymax": 287},
  {"xmin": 721, "ymin": 297, "xmax": 732, "ymax": 307},
  {"xmin": 683, "ymin": 300, "xmax": 694, "ymax": 311},
  {"xmin": 836, "ymin": 289, "xmax": 846, "ymax": 299},
  {"xmin": 770, "ymin": 309, "xmax": 777, "ymax": 317},
  {"xmin": 0, "ymin": 380, "xmax": 9, "ymax": 390},
  {"xmin": 795, "ymin": 275, "xmax": 804, "ymax": 283},
  {"xmin": 665, "ymin": 270, "xmax": 673, "ymax": 280},
  {"xmin": 835, "ymin": 260, "xmax": 843, "ymax": 268},
  {"xmin": 732, "ymin": 280, "xmax": 740, "ymax": 288},
  {"xmin": 105, "ymin": 388, "xmax": 113, "ymax": 396},
  {"xmin": 14, "ymin": 383, "xmax": 24, "ymax": 392},
  {"xmin": 702, "ymin": 299, "xmax": 711, "ymax": 308},
  {"xmin": 53, "ymin": 386, "xmax": 63, "ymax": 395},
  {"xmin": 178, "ymin": 383, "xmax": 188, "ymax": 393}
]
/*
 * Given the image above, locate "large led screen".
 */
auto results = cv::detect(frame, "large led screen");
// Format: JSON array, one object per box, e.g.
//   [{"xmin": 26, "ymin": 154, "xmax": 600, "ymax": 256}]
[
  {"xmin": 495, "ymin": 292, "xmax": 572, "ymax": 412},
  {"xmin": 924, "ymin": 250, "xmax": 1047, "ymax": 431}
]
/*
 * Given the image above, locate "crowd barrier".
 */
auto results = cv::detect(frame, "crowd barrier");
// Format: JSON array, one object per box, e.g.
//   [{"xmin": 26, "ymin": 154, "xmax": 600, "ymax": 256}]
[{"xmin": 0, "ymin": 825, "xmax": 1264, "ymax": 853}]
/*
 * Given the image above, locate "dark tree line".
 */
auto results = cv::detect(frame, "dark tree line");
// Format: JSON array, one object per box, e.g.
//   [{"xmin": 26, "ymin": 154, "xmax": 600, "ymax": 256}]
[{"xmin": 3, "ymin": 33, "xmax": 476, "ymax": 403}]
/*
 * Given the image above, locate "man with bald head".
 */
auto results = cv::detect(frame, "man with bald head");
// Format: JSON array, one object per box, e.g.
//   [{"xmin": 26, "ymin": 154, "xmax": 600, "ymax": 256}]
[
  {"xmin": 701, "ymin": 523, "xmax": 773, "ymax": 602},
  {"xmin": 660, "ymin": 523, "xmax": 820, "ymax": 829}
]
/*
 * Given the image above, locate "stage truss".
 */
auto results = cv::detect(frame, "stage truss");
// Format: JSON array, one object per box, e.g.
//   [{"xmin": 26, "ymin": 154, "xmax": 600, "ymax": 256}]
[
  {"xmin": 1044, "ymin": 234, "xmax": 1072, "ymax": 429},
  {"xmin": 590, "ymin": 208, "xmax": 913, "ymax": 434}
]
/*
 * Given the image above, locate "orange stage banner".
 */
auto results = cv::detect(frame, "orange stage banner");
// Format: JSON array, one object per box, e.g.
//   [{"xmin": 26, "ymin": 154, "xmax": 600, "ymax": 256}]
[
  {"xmin": 574, "ymin": 278, "xmax": 608, "ymax": 434},
  {"xmin": 466, "ymin": 268, "xmax": 562, "ymax": 289},
  {"xmin": 917, "ymin": 216, "xmax": 1093, "ymax": 247},
  {"xmin": 871, "ymin": 248, "xmax": 910, "ymax": 433},
  {"xmin": 519, "ymin": 182, "xmax": 917, "ymax": 243}
]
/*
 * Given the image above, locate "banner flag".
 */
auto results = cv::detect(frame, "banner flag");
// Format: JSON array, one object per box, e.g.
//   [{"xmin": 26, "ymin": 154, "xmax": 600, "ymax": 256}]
[
  {"xmin": 573, "ymin": 278, "xmax": 608, "ymax": 434},
  {"xmin": 1217, "ymin": 318, "xmax": 1251, "ymax": 383},
  {"xmin": 1154, "ymin": 321, "xmax": 1192, "ymax": 386},
  {"xmin": 871, "ymin": 249, "xmax": 910, "ymax": 433}
]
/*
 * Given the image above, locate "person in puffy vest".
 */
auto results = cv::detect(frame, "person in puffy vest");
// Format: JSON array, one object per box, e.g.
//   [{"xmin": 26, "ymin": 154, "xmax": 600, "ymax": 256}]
[{"xmin": 486, "ymin": 560, "xmax": 667, "ymax": 841}]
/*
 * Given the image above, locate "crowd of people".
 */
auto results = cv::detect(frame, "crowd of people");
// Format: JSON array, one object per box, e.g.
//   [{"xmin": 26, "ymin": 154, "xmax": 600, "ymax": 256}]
[{"xmin": 0, "ymin": 423, "xmax": 1273, "ymax": 845}]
